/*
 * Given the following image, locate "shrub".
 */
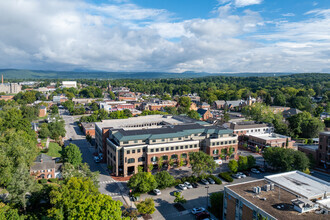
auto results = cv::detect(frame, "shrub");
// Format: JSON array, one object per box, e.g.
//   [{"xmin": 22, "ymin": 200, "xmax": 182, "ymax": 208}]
[
  {"xmin": 218, "ymin": 172, "xmax": 233, "ymax": 182},
  {"xmin": 39, "ymin": 179, "xmax": 48, "ymax": 184},
  {"xmin": 48, "ymin": 178, "xmax": 57, "ymax": 183},
  {"xmin": 207, "ymin": 175, "xmax": 222, "ymax": 185}
]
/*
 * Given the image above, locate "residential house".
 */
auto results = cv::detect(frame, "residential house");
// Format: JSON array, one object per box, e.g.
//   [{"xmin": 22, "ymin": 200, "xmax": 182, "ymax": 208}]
[
  {"xmin": 30, "ymin": 154, "xmax": 56, "ymax": 179},
  {"xmin": 197, "ymin": 108, "xmax": 213, "ymax": 121}
]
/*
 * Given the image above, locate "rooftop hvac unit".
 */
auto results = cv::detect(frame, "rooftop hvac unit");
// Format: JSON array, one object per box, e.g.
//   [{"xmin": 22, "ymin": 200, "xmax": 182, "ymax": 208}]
[
  {"xmin": 264, "ymin": 184, "xmax": 271, "ymax": 192},
  {"xmin": 253, "ymin": 187, "xmax": 258, "ymax": 193},
  {"xmin": 270, "ymin": 183, "xmax": 275, "ymax": 190}
]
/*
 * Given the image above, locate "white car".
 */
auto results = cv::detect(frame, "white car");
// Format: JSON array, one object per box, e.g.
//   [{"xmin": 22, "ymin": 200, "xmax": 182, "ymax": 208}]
[
  {"xmin": 251, "ymin": 168, "xmax": 260, "ymax": 174},
  {"xmin": 178, "ymin": 184, "xmax": 187, "ymax": 190},
  {"xmin": 153, "ymin": 189, "xmax": 161, "ymax": 195},
  {"xmin": 232, "ymin": 173, "xmax": 241, "ymax": 179},
  {"xmin": 191, "ymin": 207, "xmax": 206, "ymax": 215},
  {"xmin": 184, "ymin": 182, "xmax": 193, "ymax": 189},
  {"xmin": 207, "ymin": 178, "xmax": 215, "ymax": 184},
  {"xmin": 237, "ymin": 172, "xmax": 246, "ymax": 178},
  {"xmin": 201, "ymin": 179, "xmax": 209, "ymax": 185}
]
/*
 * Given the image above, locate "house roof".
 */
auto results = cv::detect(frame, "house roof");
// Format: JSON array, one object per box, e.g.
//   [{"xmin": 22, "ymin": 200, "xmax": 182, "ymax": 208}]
[
  {"xmin": 214, "ymin": 100, "xmax": 226, "ymax": 105},
  {"xmin": 226, "ymin": 100, "xmax": 242, "ymax": 107},
  {"xmin": 30, "ymin": 154, "xmax": 55, "ymax": 171},
  {"xmin": 197, "ymin": 108, "xmax": 208, "ymax": 116},
  {"xmin": 229, "ymin": 121, "xmax": 271, "ymax": 130},
  {"xmin": 282, "ymin": 108, "xmax": 302, "ymax": 117}
]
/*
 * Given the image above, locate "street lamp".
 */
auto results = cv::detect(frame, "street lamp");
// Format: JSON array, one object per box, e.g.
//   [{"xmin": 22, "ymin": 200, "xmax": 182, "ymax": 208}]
[{"xmin": 205, "ymin": 186, "xmax": 209, "ymax": 209}]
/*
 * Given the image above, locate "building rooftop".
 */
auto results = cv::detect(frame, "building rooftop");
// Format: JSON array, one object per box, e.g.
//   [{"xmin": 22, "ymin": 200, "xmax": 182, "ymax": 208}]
[
  {"xmin": 298, "ymin": 144, "xmax": 318, "ymax": 151},
  {"xmin": 265, "ymin": 171, "xmax": 330, "ymax": 200},
  {"xmin": 229, "ymin": 121, "xmax": 271, "ymax": 130},
  {"xmin": 95, "ymin": 115, "xmax": 190, "ymax": 130},
  {"xmin": 226, "ymin": 172, "xmax": 330, "ymax": 220},
  {"xmin": 30, "ymin": 154, "xmax": 55, "ymax": 171},
  {"xmin": 81, "ymin": 122, "xmax": 95, "ymax": 129},
  {"xmin": 249, "ymin": 133, "xmax": 289, "ymax": 140}
]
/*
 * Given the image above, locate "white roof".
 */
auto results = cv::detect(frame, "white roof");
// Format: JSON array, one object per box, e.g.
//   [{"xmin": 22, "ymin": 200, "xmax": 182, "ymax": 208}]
[
  {"xmin": 316, "ymin": 198, "xmax": 330, "ymax": 209},
  {"xmin": 250, "ymin": 133, "xmax": 289, "ymax": 140},
  {"xmin": 265, "ymin": 171, "xmax": 330, "ymax": 200}
]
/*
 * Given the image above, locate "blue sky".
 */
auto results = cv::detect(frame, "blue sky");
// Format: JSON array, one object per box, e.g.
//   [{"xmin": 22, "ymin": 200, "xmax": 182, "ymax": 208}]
[{"xmin": 0, "ymin": 0, "xmax": 329, "ymax": 73}]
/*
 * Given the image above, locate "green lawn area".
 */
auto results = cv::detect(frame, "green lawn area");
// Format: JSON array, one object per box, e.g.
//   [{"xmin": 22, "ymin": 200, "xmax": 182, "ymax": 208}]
[{"xmin": 42, "ymin": 142, "xmax": 62, "ymax": 158}]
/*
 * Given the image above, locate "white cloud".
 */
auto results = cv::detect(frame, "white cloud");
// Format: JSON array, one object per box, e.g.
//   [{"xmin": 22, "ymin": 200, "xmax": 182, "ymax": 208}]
[
  {"xmin": 234, "ymin": 0, "xmax": 263, "ymax": 8},
  {"xmin": 0, "ymin": 0, "xmax": 329, "ymax": 73},
  {"xmin": 282, "ymin": 13, "xmax": 295, "ymax": 17}
]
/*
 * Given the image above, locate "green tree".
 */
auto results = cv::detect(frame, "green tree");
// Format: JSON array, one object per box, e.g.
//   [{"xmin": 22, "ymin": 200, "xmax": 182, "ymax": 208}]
[
  {"xmin": 128, "ymin": 172, "xmax": 157, "ymax": 193},
  {"xmin": 61, "ymin": 163, "xmax": 99, "ymax": 187},
  {"xmin": 0, "ymin": 203, "xmax": 23, "ymax": 220},
  {"xmin": 228, "ymin": 160, "xmax": 238, "ymax": 173},
  {"xmin": 48, "ymin": 118, "xmax": 66, "ymax": 141},
  {"xmin": 109, "ymin": 91, "xmax": 116, "ymax": 100},
  {"xmin": 210, "ymin": 192, "xmax": 223, "ymax": 219},
  {"xmin": 157, "ymin": 157, "xmax": 163, "ymax": 171},
  {"xmin": 154, "ymin": 171, "xmax": 175, "ymax": 189},
  {"xmin": 264, "ymin": 93, "xmax": 272, "ymax": 105},
  {"xmin": 187, "ymin": 110, "xmax": 200, "ymax": 120},
  {"xmin": 50, "ymin": 105, "xmax": 59, "ymax": 114},
  {"xmin": 273, "ymin": 90, "xmax": 286, "ymax": 106},
  {"xmin": 137, "ymin": 198, "xmax": 156, "ymax": 215},
  {"xmin": 189, "ymin": 152, "xmax": 217, "ymax": 177},
  {"xmin": 173, "ymin": 191, "xmax": 187, "ymax": 204},
  {"xmin": 48, "ymin": 177, "xmax": 122, "ymax": 220},
  {"xmin": 288, "ymin": 112, "xmax": 324, "ymax": 138},
  {"xmin": 38, "ymin": 123, "xmax": 51, "ymax": 138},
  {"xmin": 178, "ymin": 96, "xmax": 191, "ymax": 114},
  {"xmin": 247, "ymin": 155, "xmax": 256, "ymax": 169},
  {"xmin": 7, "ymin": 165, "xmax": 37, "ymax": 211},
  {"xmin": 238, "ymin": 156, "xmax": 248, "ymax": 171},
  {"xmin": 62, "ymin": 143, "xmax": 82, "ymax": 168}
]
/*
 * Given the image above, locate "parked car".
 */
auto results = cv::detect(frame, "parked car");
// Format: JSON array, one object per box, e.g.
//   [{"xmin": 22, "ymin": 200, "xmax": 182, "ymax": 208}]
[
  {"xmin": 191, "ymin": 207, "xmax": 205, "ymax": 215},
  {"xmin": 195, "ymin": 211, "xmax": 210, "ymax": 220},
  {"xmin": 184, "ymin": 182, "xmax": 193, "ymax": 189},
  {"xmin": 232, "ymin": 173, "xmax": 241, "ymax": 179},
  {"xmin": 191, "ymin": 182, "xmax": 199, "ymax": 188},
  {"xmin": 251, "ymin": 168, "xmax": 260, "ymax": 174},
  {"xmin": 201, "ymin": 179, "xmax": 209, "ymax": 185},
  {"xmin": 153, "ymin": 189, "xmax": 161, "ymax": 195},
  {"xmin": 207, "ymin": 178, "xmax": 215, "ymax": 184},
  {"xmin": 237, "ymin": 172, "xmax": 246, "ymax": 178},
  {"xmin": 178, "ymin": 184, "xmax": 187, "ymax": 190},
  {"xmin": 94, "ymin": 156, "xmax": 101, "ymax": 163},
  {"xmin": 242, "ymin": 171, "xmax": 251, "ymax": 176}
]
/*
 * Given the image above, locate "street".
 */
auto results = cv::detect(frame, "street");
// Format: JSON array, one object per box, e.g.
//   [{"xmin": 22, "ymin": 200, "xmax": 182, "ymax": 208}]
[{"xmin": 60, "ymin": 109, "xmax": 128, "ymax": 206}]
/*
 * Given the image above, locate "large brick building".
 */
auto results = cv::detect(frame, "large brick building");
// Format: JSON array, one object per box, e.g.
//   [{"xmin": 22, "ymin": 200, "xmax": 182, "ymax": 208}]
[
  {"xmin": 318, "ymin": 131, "xmax": 330, "ymax": 171},
  {"xmin": 95, "ymin": 115, "xmax": 238, "ymax": 177}
]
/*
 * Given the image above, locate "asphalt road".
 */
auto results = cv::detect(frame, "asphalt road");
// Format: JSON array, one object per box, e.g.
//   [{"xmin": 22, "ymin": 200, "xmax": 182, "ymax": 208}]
[{"xmin": 60, "ymin": 109, "xmax": 127, "ymax": 205}]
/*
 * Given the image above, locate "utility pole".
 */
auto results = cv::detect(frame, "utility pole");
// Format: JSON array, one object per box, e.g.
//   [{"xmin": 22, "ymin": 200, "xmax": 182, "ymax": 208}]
[{"xmin": 205, "ymin": 186, "xmax": 209, "ymax": 209}]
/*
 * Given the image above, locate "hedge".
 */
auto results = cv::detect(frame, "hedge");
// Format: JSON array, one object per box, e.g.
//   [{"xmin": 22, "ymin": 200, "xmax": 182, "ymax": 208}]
[
  {"xmin": 207, "ymin": 175, "xmax": 222, "ymax": 185},
  {"xmin": 218, "ymin": 172, "xmax": 233, "ymax": 182}
]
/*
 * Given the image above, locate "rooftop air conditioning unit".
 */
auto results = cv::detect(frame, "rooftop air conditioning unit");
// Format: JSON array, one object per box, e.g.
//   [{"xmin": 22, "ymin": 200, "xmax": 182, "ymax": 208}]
[
  {"xmin": 270, "ymin": 183, "xmax": 275, "ymax": 190},
  {"xmin": 264, "ymin": 184, "xmax": 270, "ymax": 191}
]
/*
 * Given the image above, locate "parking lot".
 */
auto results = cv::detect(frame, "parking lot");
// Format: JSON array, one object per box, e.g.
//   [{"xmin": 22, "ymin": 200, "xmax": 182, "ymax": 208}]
[{"xmin": 139, "ymin": 172, "xmax": 269, "ymax": 220}]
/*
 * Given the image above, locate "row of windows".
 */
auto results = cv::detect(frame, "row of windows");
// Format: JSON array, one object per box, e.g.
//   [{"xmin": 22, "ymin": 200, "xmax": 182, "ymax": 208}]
[
  {"xmin": 235, "ymin": 128, "xmax": 271, "ymax": 134},
  {"xmin": 151, "ymin": 153, "xmax": 187, "ymax": 162},
  {"xmin": 123, "ymin": 134, "xmax": 200, "ymax": 145},
  {"xmin": 126, "ymin": 148, "xmax": 146, "ymax": 154},
  {"xmin": 149, "ymin": 144, "xmax": 198, "ymax": 153},
  {"xmin": 32, "ymin": 169, "xmax": 52, "ymax": 173},
  {"xmin": 211, "ymin": 140, "xmax": 236, "ymax": 146},
  {"xmin": 127, "ymin": 157, "xmax": 145, "ymax": 164}
]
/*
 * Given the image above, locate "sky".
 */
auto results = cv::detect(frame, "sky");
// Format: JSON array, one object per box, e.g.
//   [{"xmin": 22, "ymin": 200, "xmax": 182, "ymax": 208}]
[{"xmin": 0, "ymin": 0, "xmax": 330, "ymax": 73}]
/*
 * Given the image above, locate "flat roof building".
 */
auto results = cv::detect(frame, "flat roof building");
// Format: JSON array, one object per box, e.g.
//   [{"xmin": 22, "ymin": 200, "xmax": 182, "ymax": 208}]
[
  {"xmin": 95, "ymin": 115, "xmax": 238, "ymax": 177},
  {"xmin": 62, "ymin": 81, "xmax": 77, "ymax": 88},
  {"xmin": 224, "ymin": 171, "xmax": 330, "ymax": 220}
]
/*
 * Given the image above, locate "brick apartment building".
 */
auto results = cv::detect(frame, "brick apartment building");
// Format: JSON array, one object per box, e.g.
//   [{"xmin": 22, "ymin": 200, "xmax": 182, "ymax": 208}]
[
  {"xmin": 318, "ymin": 131, "xmax": 330, "ymax": 170},
  {"xmin": 95, "ymin": 115, "xmax": 238, "ymax": 177}
]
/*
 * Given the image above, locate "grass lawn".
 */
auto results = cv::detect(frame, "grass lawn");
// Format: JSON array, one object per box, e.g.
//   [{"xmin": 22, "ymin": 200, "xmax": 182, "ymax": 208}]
[{"xmin": 43, "ymin": 142, "xmax": 62, "ymax": 158}]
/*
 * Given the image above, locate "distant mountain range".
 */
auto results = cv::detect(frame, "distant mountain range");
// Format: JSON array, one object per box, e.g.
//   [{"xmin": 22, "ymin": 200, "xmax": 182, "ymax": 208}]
[{"xmin": 0, "ymin": 69, "xmax": 324, "ymax": 80}]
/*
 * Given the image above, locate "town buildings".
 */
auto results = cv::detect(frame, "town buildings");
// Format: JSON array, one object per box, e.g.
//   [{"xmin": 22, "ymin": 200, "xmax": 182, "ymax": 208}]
[
  {"xmin": 223, "ymin": 171, "xmax": 330, "ymax": 220},
  {"xmin": 99, "ymin": 101, "xmax": 135, "ymax": 112},
  {"xmin": 53, "ymin": 95, "xmax": 68, "ymax": 103},
  {"xmin": 81, "ymin": 122, "xmax": 96, "ymax": 137},
  {"xmin": 30, "ymin": 154, "xmax": 62, "ymax": 180},
  {"xmin": 0, "ymin": 75, "xmax": 21, "ymax": 94},
  {"xmin": 141, "ymin": 100, "xmax": 177, "ymax": 111},
  {"xmin": 95, "ymin": 115, "xmax": 238, "ymax": 176},
  {"xmin": 318, "ymin": 132, "xmax": 330, "ymax": 171},
  {"xmin": 62, "ymin": 81, "xmax": 77, "ymax": 88},
  {"xmin": 247, "ymin": 133, "xmax": 293, "ymax": 150}
]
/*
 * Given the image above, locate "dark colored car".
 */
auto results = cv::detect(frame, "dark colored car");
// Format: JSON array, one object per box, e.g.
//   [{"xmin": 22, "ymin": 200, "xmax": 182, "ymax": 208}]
[
  {"xmin": 242, "ymin": 171, "xmax": 251, "ymax": 176},
  {"xmin": 195, "ymin": 211, "xmax": 210, "ymax": 220},
  {"xmin": 191, "ymin": 182, "xmax": 199, "ymax": 188}
]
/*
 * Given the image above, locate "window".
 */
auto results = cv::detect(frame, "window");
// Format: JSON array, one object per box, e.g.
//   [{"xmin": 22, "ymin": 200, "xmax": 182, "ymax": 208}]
[
  {"xmin": 225, "ymin": 141, "xmax": 227, "ymax": 145},
  {"xmin": 151, "ymin": 156, "xmax": 158, "ymax": 162},
  {"xmin": 150, "ymin": 149, "xmax": 154, "ymax": 153},
  {"xmin": 123, "ymin": 141, "xmax": 129, "ymax": 144},
  {"xmin": 127, "ymin": 150, "xmax": 130, "ymax": 154},
  {"xmin": 217, "ymin": 142, "xmax": 220, "ymax": 145},
  {"xmin": 229, "ymin": 141, "xmax": 231, "ymax": 144},
  {"xmin": 190, "ymin": 145, "xmax": 193, "ymax": 148},
  {"xmin": 171, "ymin": 147, "xmax": 174, "ymax": 150},
  {"xmin": 178, "ymin": 137, "xmax": 182, "ymax": 140},
  {"xmin": 176, "ymin": 146, "xmax": 179, "ymax": 150},
  {"xmin": 181, "ymin": 153, "xmax": 187, "ymax": 158},
  {"xmin": 185, "ymin": 145, "xmax": 188, "ymax": 149},
  {"xmin": 152, "ymin": 140, "xmax": 156, "ymax": 142},
  {"xmin": 171, "ymin": 154, "xmax": 178, "ymax": 159},
  {"xmin": 185, "ymin": 136, "xmax": 188, "ymax": 138},
  {"xmin": 213, "ymin": 149, "xmax": 219, "ymax": 155},
  {"xmin": 251, "ymin": 130, "xmax": 253, "ymax": 132},
  {"xmin": 166, "ymin": 147, "xmax": 169, "ymax": 151},
  {"xmin": 132, "ymin": 150, "xmax": 136, "ymax": 154},
  {"xmin": 137, "ymin": 149, "xmax": 141, "ymax": 153},
  {"xmin": 156, "ymin": 148, "xmax": 159, "ymax": 152},
  {"xmin": 233, "ymin": 140, "xmax": 236, "ymax": 143},
  {"xmin": 194, "ymin": 144, "xmax": 198, "ymax": 148},
  {"xmin": 221, "ymin": 142, "xmax": 223, "ymax": 145},
  {"xmin": 162, "ymin": 139, "xmax": 165, "ymax": 142},
  {"xmin": 180, "ymin": 146, "xmax": 183, "ymax": 149},
  {"xmin": 138, "ymin": 157, "xmax": 145, "ymax": 162},
  {"xmin": 162, "ymin": 155, "xmax": 168, "ymax": 160},
  {"xmin": 161, "ymin": 148, "xmax": 164, "ymax": 151},
  {"xmin": 128, "ymin": 158, "xmax": 135, "ymax": 164},
  {"xmin": 212, "ymin": 142, "xmax": 215, "ymax": 146},
  {"xmin": 134, "ymin": 140, "xmax": 138, "ymax": 143}
]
